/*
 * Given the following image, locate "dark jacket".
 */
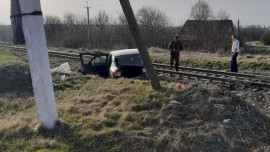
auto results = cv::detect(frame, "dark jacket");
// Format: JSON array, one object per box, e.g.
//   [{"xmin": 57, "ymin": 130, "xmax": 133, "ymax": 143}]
[{"xmin": 168, "ymin": 40, "xmax": 183, "ymax": 57}]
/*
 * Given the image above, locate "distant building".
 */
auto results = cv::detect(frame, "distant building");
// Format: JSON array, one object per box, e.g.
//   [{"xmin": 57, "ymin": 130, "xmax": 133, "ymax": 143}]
[{"xmin": 179, "ymin": 20, "xmax": 234, "ymax": 51}]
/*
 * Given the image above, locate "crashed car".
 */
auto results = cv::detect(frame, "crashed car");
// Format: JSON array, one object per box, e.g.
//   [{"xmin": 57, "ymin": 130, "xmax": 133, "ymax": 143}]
[{"xmin": 79, "ymin": 49, "xmax": 147, "ymax": 79}]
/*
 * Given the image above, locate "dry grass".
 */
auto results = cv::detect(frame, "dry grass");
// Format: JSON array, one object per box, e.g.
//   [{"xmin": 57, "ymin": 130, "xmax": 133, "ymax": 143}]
[
  {"xmin": 149, "ymin": 47, "xmax": 270, "ymax": 63},
  {"xmin": 149, "ymin": 47, "xmax": 270, "ymax": 74}
]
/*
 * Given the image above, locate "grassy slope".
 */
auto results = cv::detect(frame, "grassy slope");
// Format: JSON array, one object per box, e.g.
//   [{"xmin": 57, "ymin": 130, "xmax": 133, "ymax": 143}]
[
  {"xmin": 0, "ymin": 48, "xmax": 183, "ymax": 151},
  {"xmin": 0, "ymin": 49, "xmax": 18, "ymax": 66},
  {"xmin": 0, "ymin": 75, "xmax": 183, "ymax": 152}
]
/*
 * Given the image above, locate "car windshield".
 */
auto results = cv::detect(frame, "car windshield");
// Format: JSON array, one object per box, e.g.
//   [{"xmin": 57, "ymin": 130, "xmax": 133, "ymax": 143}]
[{"xmin": 115, "ymin": 54, "xmax": 143, "ymax": 66}]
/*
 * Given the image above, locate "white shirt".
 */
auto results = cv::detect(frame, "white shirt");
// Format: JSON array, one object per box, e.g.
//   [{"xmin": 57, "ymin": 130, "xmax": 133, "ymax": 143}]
[{"xmin": 231, "ymin": 39, "xmax": 240, "ymax": 53}]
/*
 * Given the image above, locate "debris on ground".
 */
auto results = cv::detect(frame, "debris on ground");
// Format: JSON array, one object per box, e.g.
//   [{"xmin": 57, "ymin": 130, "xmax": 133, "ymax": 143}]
[
  {"xmin": 60, "ymin": 75, "xmax": 67, "ymax": 81},
  {"xmin": 171, "ymin": 100, "xmax": 182, "ymax": 105},
  {"xmin": 51, "ymin": 62, "xmax": 71, "ymax": 74},
  {"xmin": 177, "ymin": 83, "xmax": 185, "ymax": 90},
  {"xmin": 223, "ymin": 119, "xmax": 231, "ymax": 123}
]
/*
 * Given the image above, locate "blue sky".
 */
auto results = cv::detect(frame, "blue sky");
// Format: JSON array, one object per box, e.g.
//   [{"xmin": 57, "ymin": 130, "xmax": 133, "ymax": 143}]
[{"xmin": 0, "ymin": 0, "xmax": 270, "ymax": 27}]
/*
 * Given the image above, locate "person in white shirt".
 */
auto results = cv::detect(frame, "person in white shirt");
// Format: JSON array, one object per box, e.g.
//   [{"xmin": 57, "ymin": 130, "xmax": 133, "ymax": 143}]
[{"xmin": 231, "ymin": 35, "xmax": 240, "ymax": 72}]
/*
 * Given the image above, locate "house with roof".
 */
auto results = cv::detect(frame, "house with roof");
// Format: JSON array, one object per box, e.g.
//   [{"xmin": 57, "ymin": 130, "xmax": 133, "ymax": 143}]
[{"xmin": 179, "ymin": 20, "xmax": 234, "ymax": 51}]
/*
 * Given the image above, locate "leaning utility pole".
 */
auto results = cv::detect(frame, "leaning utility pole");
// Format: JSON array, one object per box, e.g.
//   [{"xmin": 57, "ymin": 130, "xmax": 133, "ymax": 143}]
[
  {"xmin": 85, "ymin": 1, "xmax": 91, "ymax": 48},
  {"xmin": 15, "ymin": 0, "xmax": 58, "ymax": 129},
  {"xmin": 119, "ymin": 0, "xmax": 161, "ymax": 90},
  {"xmin": 10, "ymin": 0, "xmax": 25, "ymax": 44}
]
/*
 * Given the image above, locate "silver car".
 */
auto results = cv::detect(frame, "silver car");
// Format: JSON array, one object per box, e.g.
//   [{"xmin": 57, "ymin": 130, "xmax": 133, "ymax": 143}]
[{"xmin": 79, "ymin": 49, "xmax": 147, "ymax": 79}]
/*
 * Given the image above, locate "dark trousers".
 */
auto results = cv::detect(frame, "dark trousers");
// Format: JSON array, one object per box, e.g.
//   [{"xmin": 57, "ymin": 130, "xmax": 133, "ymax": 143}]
[
  {"xmin": 231, "ymin": 53, "xmax": 238, "ymax": 72},
  {"xmin": 170, "ymin": 55, "xmax": 179, "ymax": 71}
]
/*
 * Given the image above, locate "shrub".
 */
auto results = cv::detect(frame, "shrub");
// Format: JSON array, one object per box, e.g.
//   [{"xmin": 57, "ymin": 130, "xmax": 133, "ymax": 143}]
[{"xmin": 261, "ymin": 31, "xmax": 270, "ymax": 45}]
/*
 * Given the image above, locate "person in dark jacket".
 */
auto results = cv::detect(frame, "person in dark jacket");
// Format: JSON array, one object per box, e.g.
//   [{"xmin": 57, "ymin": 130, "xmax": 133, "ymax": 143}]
[{"xmin": 168, "ymin": 35, "xmax": 183, "ymax": 71}]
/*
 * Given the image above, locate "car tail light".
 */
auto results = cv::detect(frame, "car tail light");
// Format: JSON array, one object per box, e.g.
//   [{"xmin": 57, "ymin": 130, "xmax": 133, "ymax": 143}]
[
  {"xmin": 142, "ymin": 68, "xmax": 146, "ymax": 73},
  {"xmin": 112, "ymin": 71, "xmax": 121, "ymax": 77}
]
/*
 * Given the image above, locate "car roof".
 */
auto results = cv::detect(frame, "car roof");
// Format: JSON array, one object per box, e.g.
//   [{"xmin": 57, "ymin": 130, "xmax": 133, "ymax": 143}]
[{"xmin": 110, "ymin": 49, "xmax": 139, "ymax": 57}]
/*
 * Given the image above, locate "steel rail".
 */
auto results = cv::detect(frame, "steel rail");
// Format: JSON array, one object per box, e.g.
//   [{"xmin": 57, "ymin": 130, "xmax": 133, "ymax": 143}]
[
  {"xmin": 155, "ymin": 68, "xmax": 270, "ymax": 89},
  {"xmin": 0, "ymin": 45, "xmax": 80, "ymax": 61},
  {"xmin": 153, "ymin": 63, "xmax": 270, "ymax": 80}
]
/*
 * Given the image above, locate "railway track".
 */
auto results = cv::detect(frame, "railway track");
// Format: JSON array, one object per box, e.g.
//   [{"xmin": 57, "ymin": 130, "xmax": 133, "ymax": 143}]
[
  {"xmin": 1, "ymin": 44, "xmax": 270, "ymax": 89},
  {"xmin": 0, "ymin": 45, "xmax": 80, "ymax": 61}
]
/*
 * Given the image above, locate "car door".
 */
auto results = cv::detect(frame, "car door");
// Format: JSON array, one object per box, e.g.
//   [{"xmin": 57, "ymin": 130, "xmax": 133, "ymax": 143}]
[
  {"xmin": 90, "ymin": 55, "xmax": 109, "ymax": 77},
  {"xmin": 79, "ymin": 53, "xmax": 109, "ymax": 77}
]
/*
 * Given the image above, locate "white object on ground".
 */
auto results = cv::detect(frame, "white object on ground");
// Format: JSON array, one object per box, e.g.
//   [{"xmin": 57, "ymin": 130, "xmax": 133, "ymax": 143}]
[
  {"xmin": 60, "ymin": 75, "xmax": 67, "ymax": 81},
  {"xmin": 51, "ymin": 62, "xmax": 71, "ymax": 74},
  {"xmin": 182, "ymin": 85, "xmax": 185, "ymax": 90},
  {"xmin": 171, "ymin": 100, "xmax": 182, "ymax": 105},
  {"xmin": 178, "ymin": 83, "xmax": 185, "ymax": 90},
  {"xmin": 20, "ymin": 0, "xmax": 58, "ymax": 129},
  {"xmin": 159, "ymin": 73, "xmax": 169, "ymax": 77},
  {"xmin": 223, "ymin": 119, "xmax": 231, "ymax": 123}
]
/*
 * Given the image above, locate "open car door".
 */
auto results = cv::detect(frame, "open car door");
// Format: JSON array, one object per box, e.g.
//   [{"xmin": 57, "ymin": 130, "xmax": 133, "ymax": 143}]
[{"xmin": 79, "ymin": 52, "xmax": 109, "ymax": 77}]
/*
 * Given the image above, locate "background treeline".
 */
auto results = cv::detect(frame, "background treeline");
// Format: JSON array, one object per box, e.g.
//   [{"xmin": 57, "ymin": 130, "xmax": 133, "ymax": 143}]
[
  {"xmin": 44, "ymin": 6, "xmax": 178, "ymax": 49},
  {"xmin": 241, "ymin": 25, "xmax": 268, "ymax": 41},
  {"xmin": 1, "ymin": 5, "xmax": 270, "ymax": 49},
  {"xmin": 0, "ymin": 25, "xmax": 12, "ymax": 42}
]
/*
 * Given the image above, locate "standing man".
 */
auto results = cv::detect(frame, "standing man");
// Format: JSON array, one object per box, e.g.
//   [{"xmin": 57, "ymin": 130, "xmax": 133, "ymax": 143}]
[
  {"xmin": 168, "ymin": 35, "xmax": 183, "ymax": 71},
  {"xmin": 231, "ymin": 35, "xmax": 240, "ymax": 72}
]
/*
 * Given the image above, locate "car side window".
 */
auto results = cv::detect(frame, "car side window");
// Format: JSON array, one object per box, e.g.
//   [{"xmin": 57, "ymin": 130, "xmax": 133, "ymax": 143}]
[{"xmin": 91, "ymin": 56, "xmax": 107, "ymax": 66}]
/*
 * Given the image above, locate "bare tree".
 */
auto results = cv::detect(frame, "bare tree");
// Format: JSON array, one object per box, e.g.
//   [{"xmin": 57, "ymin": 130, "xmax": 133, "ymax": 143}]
[
  {"xmin": 113, "ymin": 12, "xmax": 135, "ymax": 48},
  {"xmin": 93, "ymin": 10, "xmax": 111, "ymax": 48},
  {"xmin": 63, "ymin": 12, "xmax": 80, "ymax": 29},
  {"xmin": 94, "ymin": 10, "xmax": 110, "ymax": 33},
  {"xmin": 242, "ymin": 25, "xmax": 265, "ymax": 41},
  {"xmin": 136, "ymin": 6, "xmax": 170, "ymax": 46},
  {"xmin": 190, "ymin": 0, "xmax": 213, "ymax": 21},
  {"xmin": 38, "ymin": 9, "xmax": 174, "ymax": 49},
  {"xmin": 44, "ymin": 15, "xmax": 62, "ymax": 46},
  {"xmin": 44, "ymin": 15, "xmax": 61, "ymax": 25},
  {"xmin": 216, "ymin": 9, "xmax": 230, "ymax": 20},
  {"xmin": 0, "ymin": 24, "xmax": 12, "ymax": 42},
  {"xmin": 62, "ymin": 12, "xmax": 88, "ymax": 48},
  {"xmin": 118, "ymin": 12, "xmax": 128, "ymax": 25},
  {"xmin": 261, "ymin": 31, "xmax": 270, "ymax": 45}
]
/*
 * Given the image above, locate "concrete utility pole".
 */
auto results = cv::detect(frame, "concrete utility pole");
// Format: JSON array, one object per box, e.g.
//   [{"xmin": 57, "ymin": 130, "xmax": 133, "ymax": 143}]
[
  {"xmin": 18, "ymin": 0, "xmax": 58, "ymax": 129},
  {"xmin": 85, "ymin": 1, "xmax": 91, "ymax": 47},
  {"xmin": 10, "ymin": 0, "xmax": 25, "ymax": 44},
  {"xmin": 119, "ymin": 0, "xmax": 161, "ymax": 90}
]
